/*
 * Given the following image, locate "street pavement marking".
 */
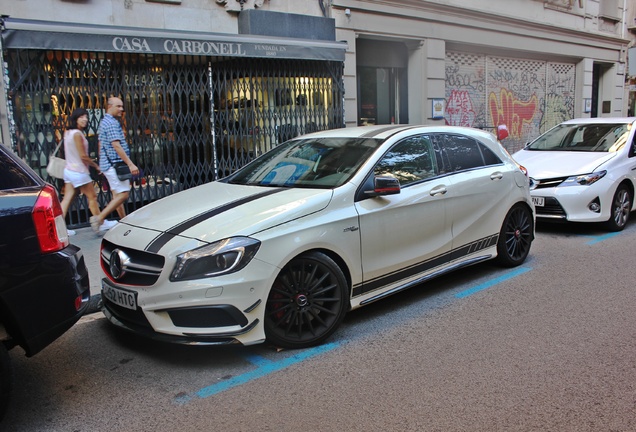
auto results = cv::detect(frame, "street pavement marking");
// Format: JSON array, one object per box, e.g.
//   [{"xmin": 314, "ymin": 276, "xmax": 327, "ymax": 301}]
[
  {"xmin": 167, "ymin": 265, "xmax": 537, "ymax": 405},
  {"xmin": 454, "ymin": 266, "xmax": 532, "ymax": 299},
  {"xmin": 174, "ymin": 341, "xmax": 341, "ymax": 404},
  {"xmin": 585, "ymin": 232, "xmax": 621, "ymax": 245}
]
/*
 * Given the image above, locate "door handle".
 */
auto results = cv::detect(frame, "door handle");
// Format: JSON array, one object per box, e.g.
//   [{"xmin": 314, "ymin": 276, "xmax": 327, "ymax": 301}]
[
  {"xmin": 490, "ymin": 172, "xmax": 503, "ymax": 180},
  {"xmin": 430, "ymin": 185, "xmax": 447, "ymax": 196}
]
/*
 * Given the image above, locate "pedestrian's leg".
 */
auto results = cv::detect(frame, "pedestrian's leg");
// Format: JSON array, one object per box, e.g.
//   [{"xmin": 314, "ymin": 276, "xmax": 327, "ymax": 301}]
[
  {"xmin": 116, "ymin": 202, "xmax": 127, "ymax": 219},
  {"xmin": 79, "ymin": 183, "xmax": 100, "ymax": 217},
  {"xmin": 60, "ymin": 182, "xmax": 77, "ymax": 218},
  {"xmin": 90, "ymin": 191, "xmax": 129, "ymax": 232}
]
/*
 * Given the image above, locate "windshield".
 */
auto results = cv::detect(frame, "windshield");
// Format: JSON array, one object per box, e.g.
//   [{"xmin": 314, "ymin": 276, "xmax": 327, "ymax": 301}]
[
  {"xmin": 527, "ymin": 123, "xmax": 632, "ymax": 152},
  {"xmin": 225, "ymin": 137, "xmax": 382, "ymax": 188}
]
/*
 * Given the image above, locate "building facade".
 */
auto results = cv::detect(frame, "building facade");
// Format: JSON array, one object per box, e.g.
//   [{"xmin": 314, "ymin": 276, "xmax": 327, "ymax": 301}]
[
  {"xmin": 0, "ymin": 0, "xmax": 631, "ymax": 227},
  {"xmin": 333, "ymin": 0, "xmax": 631, "ymax": 151}
]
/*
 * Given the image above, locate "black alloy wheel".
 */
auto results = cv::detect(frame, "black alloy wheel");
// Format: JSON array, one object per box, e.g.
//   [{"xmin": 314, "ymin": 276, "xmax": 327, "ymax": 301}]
[
  {"xmin": 495, "ymin": 204, "xmax": 534, "ymax": 267},
  {"xmin": 265, "ymin": 251, "xmax": 349, "ymax": 349},
  {"xmin": 605, "ymin": 184, "xmax": 631, "ymax": 232}
]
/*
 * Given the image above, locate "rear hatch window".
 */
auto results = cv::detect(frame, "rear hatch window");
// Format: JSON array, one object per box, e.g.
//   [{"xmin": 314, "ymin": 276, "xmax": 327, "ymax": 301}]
[{"xmin": 0, "ymin": 147, "xmax": 39, "ymax": 190}]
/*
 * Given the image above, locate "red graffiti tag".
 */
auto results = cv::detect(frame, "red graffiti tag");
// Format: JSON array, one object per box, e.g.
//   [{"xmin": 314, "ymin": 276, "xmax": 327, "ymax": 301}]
[
  {"xmin": 446, "ymin": 90, "xmax": 475, "ymax": 127},
  {"xmin": 488, "ymin": 89, "xmax": 538, "ymax": 139}
]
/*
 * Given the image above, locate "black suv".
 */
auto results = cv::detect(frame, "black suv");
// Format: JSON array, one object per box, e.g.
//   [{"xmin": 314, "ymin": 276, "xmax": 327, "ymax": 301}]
[{"xmin": 0, "ymin": 144, "xmax": 91, "ymax": 419}]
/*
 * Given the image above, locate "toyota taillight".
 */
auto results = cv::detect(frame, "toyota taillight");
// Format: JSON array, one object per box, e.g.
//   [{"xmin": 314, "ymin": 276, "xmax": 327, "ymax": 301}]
[{"xmin": 32, "ymin": 184, "xmax": 69, "ymax": 253}]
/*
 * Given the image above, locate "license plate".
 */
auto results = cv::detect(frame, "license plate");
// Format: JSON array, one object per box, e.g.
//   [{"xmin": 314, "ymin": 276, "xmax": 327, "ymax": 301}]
[
  {"xmin": 102, "ymin": 282, "xmax": 138, "ymax": 310},
  {"xmin": 532, "ymin": 196, "xmax": 545, "ymax": 207}
]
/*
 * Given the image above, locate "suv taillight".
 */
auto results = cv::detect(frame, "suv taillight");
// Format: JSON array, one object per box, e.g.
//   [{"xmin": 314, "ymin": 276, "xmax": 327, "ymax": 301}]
[{"xmin": 32, "ymin": 185, "xmax": 69, "ymax": 253}]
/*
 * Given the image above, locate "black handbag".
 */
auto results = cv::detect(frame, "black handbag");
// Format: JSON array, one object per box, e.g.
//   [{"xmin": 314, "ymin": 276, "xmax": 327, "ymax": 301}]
[
  {"xmin": 105, "ymin": 151, "xmax": 132, "ymax": 181},
  {"xmin": 113, "ymin": 162, "xmax": 132, "ymax": 181}
]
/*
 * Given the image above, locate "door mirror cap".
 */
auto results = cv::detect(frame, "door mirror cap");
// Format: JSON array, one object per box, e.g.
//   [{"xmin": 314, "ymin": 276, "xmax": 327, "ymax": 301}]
[
  {"xmin": 369, "ymin": 175, "xmax": 401, "ymax": 196},
  {"xmin": 497, "ymin": 124, "xmax": 509, "ymax": 141}
]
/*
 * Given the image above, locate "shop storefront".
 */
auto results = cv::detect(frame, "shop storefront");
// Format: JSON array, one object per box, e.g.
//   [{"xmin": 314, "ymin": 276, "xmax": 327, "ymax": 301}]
[{"xmin": 1, "ymin": 17, "xmax": 346, "ymax": 227}]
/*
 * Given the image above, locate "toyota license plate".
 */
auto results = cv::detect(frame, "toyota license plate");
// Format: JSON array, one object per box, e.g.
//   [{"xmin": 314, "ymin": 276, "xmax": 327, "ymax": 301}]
[
  {"xmin": 102, "ymin": 282, "xmax": 138, "ymax": 310},
  {"xmin": 532, "ymin": 196, "xmax": 545, "ymax": 207}
]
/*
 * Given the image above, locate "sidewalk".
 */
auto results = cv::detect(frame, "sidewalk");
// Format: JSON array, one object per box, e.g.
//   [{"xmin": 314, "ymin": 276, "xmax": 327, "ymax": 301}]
[{"xmin": 70, "ymin": 226, "xmax": 106, "ymax": 314}]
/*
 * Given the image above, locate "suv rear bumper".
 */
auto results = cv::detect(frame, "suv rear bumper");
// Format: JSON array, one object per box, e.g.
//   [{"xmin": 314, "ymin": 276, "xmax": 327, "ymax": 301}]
[{"xmin": 0, "ymin": 244, "xmax": 91, "ymax": 356}]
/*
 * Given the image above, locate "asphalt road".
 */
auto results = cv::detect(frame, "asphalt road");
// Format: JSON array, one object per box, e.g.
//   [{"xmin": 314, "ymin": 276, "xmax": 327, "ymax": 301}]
[{"xmin": 3, "ymin": 220, "xmax": 636, "ymax": 431}]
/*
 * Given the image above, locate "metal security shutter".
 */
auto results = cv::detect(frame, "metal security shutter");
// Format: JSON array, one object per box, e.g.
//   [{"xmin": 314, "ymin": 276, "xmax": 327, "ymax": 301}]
[
  {"xmin": 445, "ymin": 52, "xmax": 488, "ymax": 128},
  {"xmin": 3, "ymin": 49, "xmax": 344, "ymax": 228},
  {"xmin": 446, "ymin": 51, "xmax": 575, "ymax": 153},
  {"xmin": 486, "ymin": 56, "xmax": 546, "ymax": 152},
  {"xmin": 543, "ymin": 62, "xmax": 576, "ymax": 131},
  {"xmin": 211, "ymin": 58, "xmax": 344, "ymax": 176}
]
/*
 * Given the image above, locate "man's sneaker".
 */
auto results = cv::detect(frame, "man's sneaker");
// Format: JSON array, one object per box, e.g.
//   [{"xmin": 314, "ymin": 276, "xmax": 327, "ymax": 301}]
[
  {"xmin": 99, "ymin": 219, "xmax": 118, "ymax": 231},
  {"xmin": 89, "ymin": 216, "xmax": 100, "ymax": 233}
]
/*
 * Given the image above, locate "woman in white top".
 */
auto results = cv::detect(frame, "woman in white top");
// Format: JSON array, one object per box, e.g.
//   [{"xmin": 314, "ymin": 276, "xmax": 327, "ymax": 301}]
[{"xmin": 60, "ymin": 108, "xmax": 116, "ymax": 232}]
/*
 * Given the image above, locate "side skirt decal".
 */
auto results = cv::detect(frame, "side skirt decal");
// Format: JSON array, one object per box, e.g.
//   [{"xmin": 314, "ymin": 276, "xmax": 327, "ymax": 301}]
[
  {"xmin": 360, "ymin": 255, "xmax": 492, "ymax": 306},
  {"xmin": 352, "ymin": 233, "xmax": 498, "ymax": 297}
]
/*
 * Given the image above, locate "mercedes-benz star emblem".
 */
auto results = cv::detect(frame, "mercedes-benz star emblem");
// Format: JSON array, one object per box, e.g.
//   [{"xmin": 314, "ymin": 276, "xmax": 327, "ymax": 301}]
[{"xmin": 110, "ymin": 249, "xmax": 131, "ymax": 280}]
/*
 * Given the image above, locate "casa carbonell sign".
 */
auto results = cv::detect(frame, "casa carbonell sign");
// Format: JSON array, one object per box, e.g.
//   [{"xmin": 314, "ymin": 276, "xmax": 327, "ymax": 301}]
[
  {"xmin": 1, "ymin": 20, "xmax": 345, "ymax": 61},
  {"xmin": 112, "ymin": 36, "xmax": 250, "ymax": 56}
]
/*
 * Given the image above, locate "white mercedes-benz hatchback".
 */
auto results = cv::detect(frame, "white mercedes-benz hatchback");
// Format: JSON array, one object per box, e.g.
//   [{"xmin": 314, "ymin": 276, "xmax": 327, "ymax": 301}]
[
  {"xmin": 513, "ymin": 117, "xmax": 636, "ymax": 231},
  {"xmin": 100, "ymin": 125, "xmax": 534, "ymax": 349}
]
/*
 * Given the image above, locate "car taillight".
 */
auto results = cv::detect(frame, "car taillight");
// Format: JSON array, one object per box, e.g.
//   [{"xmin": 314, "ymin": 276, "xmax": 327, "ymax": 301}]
[{"xmin": 32, "ymin": 184, "xmax": 69, "ymax": 253}]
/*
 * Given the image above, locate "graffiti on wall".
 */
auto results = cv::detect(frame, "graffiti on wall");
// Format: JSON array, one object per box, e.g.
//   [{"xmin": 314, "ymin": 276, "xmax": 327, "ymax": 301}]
[
  {"xmin": 445, "ymin": 52, "xmax": 575, "ymax": 152},
  {"xmin": 446, "ymin": 89, "xmax": 476, "ymax": 127},
  {"xmin": 488, "ymin": 88, "xmax": 539, "ymax": 140}
]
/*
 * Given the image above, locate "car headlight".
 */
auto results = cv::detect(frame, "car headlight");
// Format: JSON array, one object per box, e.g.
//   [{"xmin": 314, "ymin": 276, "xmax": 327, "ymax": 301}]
[
  {"xmin": 170, "ymin": 237, "xmax": 261, "ymax": 281},
  {"xmin": 561, "ymin": 170, "xmax": 606, "ymax": 186}
]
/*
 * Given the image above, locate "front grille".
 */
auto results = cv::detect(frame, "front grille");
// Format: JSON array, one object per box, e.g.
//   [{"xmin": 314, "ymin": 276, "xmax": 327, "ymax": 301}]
[
  {"xmin": 101, "ymin": 239, "xmax": 165, "ymax": 286},
  {"xmin": 533, "ymin": 176, "xmax": 568, "ymax": 189},
  {"xmin": 536, "ymin": 197, "xmax": 567, "ymax": 218}
]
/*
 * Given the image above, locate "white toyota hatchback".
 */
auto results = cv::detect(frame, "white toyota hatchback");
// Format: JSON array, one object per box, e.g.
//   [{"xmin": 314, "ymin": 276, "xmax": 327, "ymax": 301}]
[
  {"xmin": 513, "ymin": 117, "xmax": 636, "ymax": 231},
  {"xmin": 100, "ymin": 125, "xmax": 534, "ymax": 349}
]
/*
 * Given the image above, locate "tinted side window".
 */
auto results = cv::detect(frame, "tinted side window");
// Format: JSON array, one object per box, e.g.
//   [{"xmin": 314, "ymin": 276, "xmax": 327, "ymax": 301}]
[
  {"xmin": 0, "ymin": 148, "xmax": 38, "ymax": 190},
  {"xmin": 479, "ymin": 142, "xmax": 502, "ymax": 166},
  {"xmin": 374, "ymin": 136, "xmax": 437, "ymax": 186},
  {"xmin": 436, "ymin": 134, "xmax": 483, "ymax": 172}
]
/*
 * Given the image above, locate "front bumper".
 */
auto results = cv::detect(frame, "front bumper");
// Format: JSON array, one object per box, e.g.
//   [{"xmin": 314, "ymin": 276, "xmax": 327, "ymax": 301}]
[
  {"xmin": 102, "ymin": 303, "xmax": 259, "ymax": 345},
  {"xmin": 100, "ymin": 255, "xmax": 278, "ymax": 346},
  {"xmin": 531, "ymin": 183, "xmax": 611, "ymax": 223}
]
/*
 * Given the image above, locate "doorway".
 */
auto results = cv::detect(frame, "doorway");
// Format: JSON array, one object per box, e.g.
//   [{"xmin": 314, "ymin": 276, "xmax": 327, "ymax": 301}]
[{"xmin": 356, "ymin": 39, "xmax": 408, "ymax": 125}]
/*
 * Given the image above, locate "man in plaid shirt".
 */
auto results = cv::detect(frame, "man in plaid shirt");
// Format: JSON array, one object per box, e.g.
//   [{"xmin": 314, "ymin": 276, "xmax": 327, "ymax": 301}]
[{"xmin": 91, "ymin": 97, "xmax": 139, "ymax": 233}]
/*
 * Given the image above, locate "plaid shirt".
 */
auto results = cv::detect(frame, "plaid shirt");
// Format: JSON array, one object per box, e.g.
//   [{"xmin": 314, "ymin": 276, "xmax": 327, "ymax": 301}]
[{"xmin": 98, "ymin": 113, "xmax": 130, "ymax": 171}]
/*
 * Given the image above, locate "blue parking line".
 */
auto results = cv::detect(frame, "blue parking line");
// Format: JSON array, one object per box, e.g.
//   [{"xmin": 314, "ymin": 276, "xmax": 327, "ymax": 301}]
[
  {"xmin": 454, "ymin": 266, "xmax": 532, "ymax": 299},
  {"xmin": 243, "ymin": 353, "xmax": 275, "ymax": 368},
  {"xmin": 175, "ymin": 341, "xmax": 341, "ymax": 404},
  {"xmin": 175, "ymin": 266, "xmax": 532, "ymax": 404},
  {"xmin": 586, "ymin": 232, "xmax": 620, "ymax": 245}
]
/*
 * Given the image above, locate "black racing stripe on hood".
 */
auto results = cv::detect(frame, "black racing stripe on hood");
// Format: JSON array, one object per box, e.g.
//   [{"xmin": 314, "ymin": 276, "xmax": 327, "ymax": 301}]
[{"xmin": 145, "ymin": 188, "xmax": 284, "ymax": 253}]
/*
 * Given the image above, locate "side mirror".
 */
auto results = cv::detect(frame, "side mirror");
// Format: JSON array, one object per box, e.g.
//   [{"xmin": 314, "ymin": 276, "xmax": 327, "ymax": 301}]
[
  {"xmin": 497, "ymin": 124, "xmax": 509, "ymax": 141},
  {"xmin": 367, "ymin": 175, "xmax": 400, "ymax": 196}
]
